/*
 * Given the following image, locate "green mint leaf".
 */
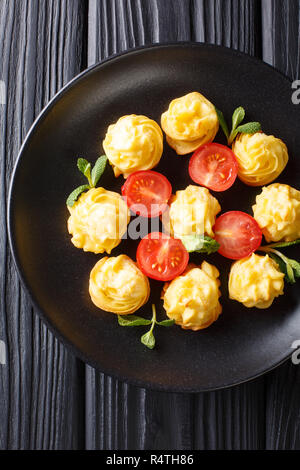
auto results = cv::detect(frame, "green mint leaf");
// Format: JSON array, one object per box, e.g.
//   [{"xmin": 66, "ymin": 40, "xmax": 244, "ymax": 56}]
[
  {"xmin": 77, "ymin": 158, "xmax": 90, "ymax": 173},
  {"xmin": 118, "ymin": 315, "xmax": 152, "ymax": 327},
  {"xmin": 156, "ymin": 319, "xmax": 175, "ymax": 327},
  {"xmin": 215, "ymin": 107, "xmax": 229, "ymax": 139},
  {"xmin": 229, "ymin": 122, "xmax": 261, "ymax": 145},
  {"xmin": 228, "ymin": 107, "xmax": 246, "ymax": 144},
  {"xmin": 117, "ymin": 305, "xmax": 173, "ymax": 350},
  {"xmin": 269, "ymin": 253, "xmax": 287, "ymax": 274},
  {"xmin": 66, "ymin": 184, "xmax": 90, "ymax": 207},
  {"xmin": 91, "ymin": 155, "xmax": 108, "ymax": 187},
  {"xmin": 141, "ymin": 330, "xmax": 156, "ymax": 349},
  {"xmin": 269, "ymin": 253, "xmax": 295, "ymax": 284},
  {"xmin": 77, "ymin": 158, "xmax": 91, "ymax": 179},
  {"xmin": 200, "ymin": 237, "xmax": 220, "ymax": 254},
  {"xmin": 228, "ymin": 129, "xmax": 239, "ymax": 144},
  {"xmin": 179, "ymin": 234, "xmax": 220, "ymax": 255},
  {"xmin": 232, "ymin": 107, "xmax": 245, "ymax": 132},
  {"xmin": 235, "ymin": 121, "xmax": 261, "ymax": 135},
  {"xmin": 265, "ymin": 239, "xmax": 300, "ymax": 250},
  {"xmin": 286, "ymin": 262, "xmax": 296, "ymax": 284},
  {"xmin": 288, "ymin": 259, "xmax": 300, "ymax": 278}
]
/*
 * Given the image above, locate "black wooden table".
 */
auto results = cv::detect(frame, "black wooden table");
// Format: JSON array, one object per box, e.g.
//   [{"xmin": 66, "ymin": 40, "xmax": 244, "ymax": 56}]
[{"xmin": 1, "ymin": 0, "xmax": 300, "ymax": 450}]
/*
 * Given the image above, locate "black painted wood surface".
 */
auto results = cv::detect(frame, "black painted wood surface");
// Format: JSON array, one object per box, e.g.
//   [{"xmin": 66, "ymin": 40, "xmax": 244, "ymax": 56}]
[
  {"xmin": 0, "ymin": 0, "xmax": 87, "ymax": 450},
  {"xmin": 261, "ymin": 0, "xmax": 300, "ymax": 450},
  {"xmin": 1, "ymin": 0, "xmax": 300, "ymax": 450}
]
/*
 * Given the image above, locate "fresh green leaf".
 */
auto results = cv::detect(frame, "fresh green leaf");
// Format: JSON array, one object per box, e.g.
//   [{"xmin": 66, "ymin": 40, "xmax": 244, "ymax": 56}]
[
  {"xmin": 268, "ymin": 252, "xmax": 287, "ymax": 274},
  {"xmin": 264, "ymin": 239, "xmax": 300, "ymax": 250},
  {"xmin": 66, "ymin": 184, "xmax": 90, "ymax": 207},
  {"xmin": 228, "ymin": 107, "xmax": 246, "ymax": 144},
  {"xmin": 77, "ymin": 158, "xmax": 92, "ymax": 186},
  {"xmin": 228, "ymin": 122, "xmax": 261, "ymax": 145},
  {"xmin": 215, "ymin": 107, "xmax": 229, "ymax": 139},
  {"xmin": 235, "ymin": 121, "xmax": 261, "ymax": 135},
  {"xmin": 217, "ymin": 105, "xmax": 262, "ymax": 145},
  {"xmin": 156, "ymin": 319, "xmax": 175, "ymax": 327},
  {"xmin": 91, "ymin": 155, "xmax": 108, "ymax": 187},
  {"xmin": 268, "ymin": 252, "xmax": 296, "ymax": 284},
  {"xmin": 179, "ymin": 234, "xmax": 220, "ymax": 255},
  {"xmin": 196, "ymin": 236, "xmax": 220, "ymax": 254},
  {"xmin": 288, "ymin": 259, "xmax": 300, "ymax": 278},
  {"xmin": 286, "ymin": 262, "xmax": 296, "ymax": 284},
  {"xmin": 141, "ymin": 330, "xmax": 156, "ymax": 349},
  {"xmin": 118, "ymin": 315, "xmax": 152, "ymax": 327},
  {"xmin": 77, "ymin": 158, "xmax": 90, "ymax": 174},
  {"xmin": 77, "ymin": 158, "xmax": 91, "ymax": 177},
  {"xmin": 232, "ymin": 107, "xmax": 245, "ymax": 132},
  {"xmin": 116, "ymin": 304, "xmax": 175, "ymax": 350}
]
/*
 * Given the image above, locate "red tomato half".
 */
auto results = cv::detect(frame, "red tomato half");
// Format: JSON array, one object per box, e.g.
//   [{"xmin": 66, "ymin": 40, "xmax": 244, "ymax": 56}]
[
  {"xmin": 136, "ymin": 232, "xmax": 189, "ymax": 281},
  {"xmin": 121, "ymin": 170, "xmax": 172, "ymax": 218},
  {"xmin": 214, "ymin": 211, "xmax": 262, "ymax": 260},
  {"xmin": 189, "ymin": 143, "xmax": 238, "ymax": 192}
]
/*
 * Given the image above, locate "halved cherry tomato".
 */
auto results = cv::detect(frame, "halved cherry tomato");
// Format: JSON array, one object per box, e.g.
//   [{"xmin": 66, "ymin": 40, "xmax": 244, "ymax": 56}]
[
  {"xmin": 189, "ymin": 143, "xmax": 238, "ymax": 192},
  {"xmin": 213, "ymin": 211, "xmax": 262, "ymax": 260},
  {"xmin": 121, "ymin": 170, "xmax": 172, "ymax": 218},
  {"xmin": 136, "ymin": 232, "xmax": 189, "ymax": 281}
]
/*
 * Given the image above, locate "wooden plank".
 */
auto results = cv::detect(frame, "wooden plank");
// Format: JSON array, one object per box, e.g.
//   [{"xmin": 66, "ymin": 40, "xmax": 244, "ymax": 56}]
[
  {"xmin": 88, "ymin": 0, "xmax": 192, "ymax": 64},
  {"xmin": 262, "ymin": 0, "xmax": 300, "ymax": 79},
  {"xmin": 86, "ymin": 0, "xmax": 265, "ymax": 450},
  {"xmin": 264, "ymin": 363, "xmax": 300, "ymax": 449},
  {"xmin": 85, "ymin": 370, "xmax": 195, "ymax": 450},
  {"xmin": 0, "ymin": 0, "xmax": 87, "ymax": 449},
  {"xmin": 191, "ymin": 0, "xmax": 261, "ymax": 55},
  {"xmin": 261, "ymin": 0, "xmax": 300, "ymax": 450},
  {"xmin": 192, "ymin": 3, "xmax": 264, "ymax": 449},
  {"xmin": 194, "ymin": 382, "xmax": 265, "ymax": 449}
]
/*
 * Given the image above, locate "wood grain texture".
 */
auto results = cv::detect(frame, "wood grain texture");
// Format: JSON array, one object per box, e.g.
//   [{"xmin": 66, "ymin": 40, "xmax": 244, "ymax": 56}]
[
  {"xmin": 0, "ymin": 0, "xmax": 87, "ymax": 449},
  {"xmin": 86, "ymin": 0, "xmax": 266, "ymax": 450},
  {"xmin": 2, "ymin": 0, "xmax": 300, "ymax": 451},
  {"xmin": 191, "ymin": 0, "xmax": 261, "ymax": 55},
  {"xmin": 88, "ymin": 0, "xmax": 261, "ymax": 63},
  {"xmin": 262, "ymin": 0, "xmax": 300, "ymax": 79},
  {"xmin": 261, "ymin": 0, "xmax": 300, "ymax": 450}
]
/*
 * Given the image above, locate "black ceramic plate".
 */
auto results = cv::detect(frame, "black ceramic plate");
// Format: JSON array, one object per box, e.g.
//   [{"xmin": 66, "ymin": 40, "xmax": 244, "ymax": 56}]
[{"xmin": 8, "ymin": 44, "xmax": 300, "ymax": 392}]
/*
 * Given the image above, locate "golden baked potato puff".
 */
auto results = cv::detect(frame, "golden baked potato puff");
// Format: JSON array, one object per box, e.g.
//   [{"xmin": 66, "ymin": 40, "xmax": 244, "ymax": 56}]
[
  {"xmin": 228, "ymin": 253, "xmax": 284, "ymax": 309},
  {"xmin": 165, "ymin": 185, "xmax": 221, "ymax": 239},
  {"xmin": 232, "ymin": 132, "xmax": 288, "ymax": 186},
  {"xmin": 89, "ymin": 255, "xmax": 150, "ymax": 315},
  {"xmin": 67, "ymin": 187, "xmax": 130, "ymax": 254},
  {"xmin": 161, "ymin": 92, "xmax": 219, "ymax": 155},
  {"xmin": 253, "ymin": 183, "xmax": 300, "ymax": 243},
  {"xmin": 162, "ymin": 262, "xmax": 222, "ymax": 331},
  {"xmin": 103, "ymin": 114, "xmax": 163, "ymax": 178}
]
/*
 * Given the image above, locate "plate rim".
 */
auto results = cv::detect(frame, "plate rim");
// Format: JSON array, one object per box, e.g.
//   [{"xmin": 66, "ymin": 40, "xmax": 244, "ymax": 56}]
[{"xmin": 7, "ymin": 42, "xmax": 294, "ymax": 393}]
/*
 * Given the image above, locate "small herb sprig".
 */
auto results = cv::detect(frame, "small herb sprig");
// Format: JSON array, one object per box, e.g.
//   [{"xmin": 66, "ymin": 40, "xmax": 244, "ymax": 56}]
[
  {"xmin": 215, "ymin": 106, "xmax": 261, "ymax": 145},
  {"xmin": 258, "ymin": 239, "xmax": 300, "ymax": 284},
  {"xmin": 179, "ymin": 234, "xmax": 220, "ymax": 255},
  {"xmin": 66, "ymin": 155, "xmax": 108, "ymax": 207},
  {"xmin": 118, "ymin": 304, "xmax": 175, "ymax": 350}
]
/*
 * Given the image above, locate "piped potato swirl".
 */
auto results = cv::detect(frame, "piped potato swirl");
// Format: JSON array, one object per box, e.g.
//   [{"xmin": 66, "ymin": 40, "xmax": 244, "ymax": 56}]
[
  {"xmin": 252, "ymin": 183, "xmax": 300, "ymax": 242},
  {"xmin": 103, "ymin": 114, "xmax": 163, "ymax": 178},
  {"xmin": 229, "ymin": 253, "xmax": 284, "ymax": 308},
  {"xmin": 161, "ymin": 92, "xmax": 219, "ymax": 155},
  {"xmin": 89, "ymin": 255, "xmax": 150, "ymax": 315},
  {"xmin": 232, "ymin": 132, "xmax": 288, "ymax": 186},
  {"xmin": 162, "ymin": 262, "xmax": 222, "ymax": 331},
  {"xmin": 67, "ymin": 187, "xmax": 130, "ymax": 254},
  {"xmin": 165, "ymin": 185, "xmax": 221, "ymax": 239}
]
